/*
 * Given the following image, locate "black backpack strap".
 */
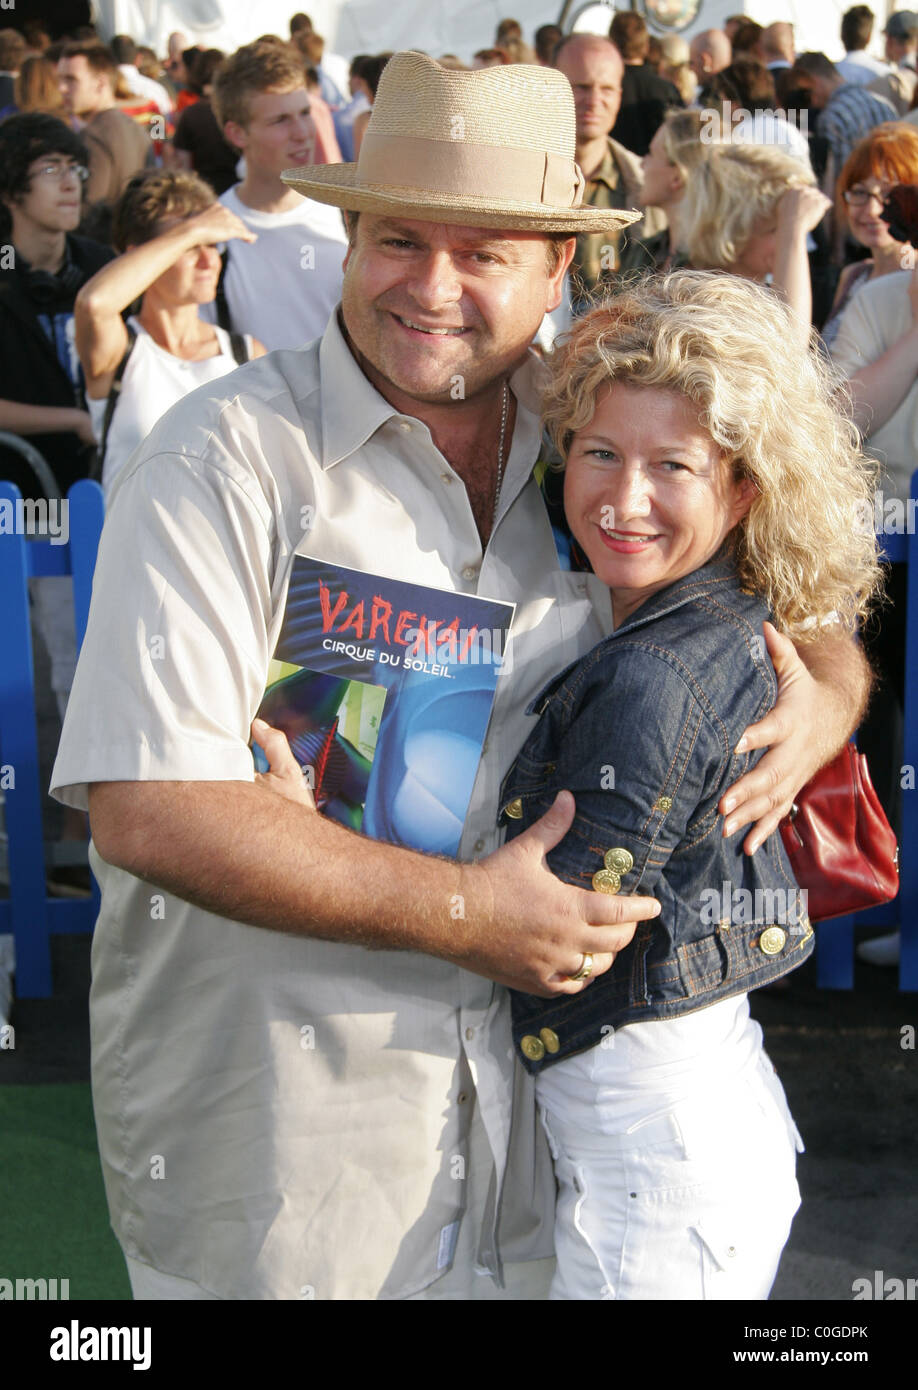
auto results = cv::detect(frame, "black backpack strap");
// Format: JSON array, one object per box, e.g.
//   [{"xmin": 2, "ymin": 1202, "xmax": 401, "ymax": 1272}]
[
  {"xmin": 229, "ymin": 331, "xmax": 249, "ymax": 365},
  {"xmin": 215, "ymin": 247, "xmax": 233, "ymax": 333},
  {"xmin": 90, "ymin": 323, "xmax": 137, "ymax": 482}
]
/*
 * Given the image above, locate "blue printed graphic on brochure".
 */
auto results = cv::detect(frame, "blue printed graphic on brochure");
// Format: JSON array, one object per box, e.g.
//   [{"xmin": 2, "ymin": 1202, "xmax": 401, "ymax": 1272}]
[{"xmin": 253, "ymin": 557, "xmax": 515, "ymax": 856}]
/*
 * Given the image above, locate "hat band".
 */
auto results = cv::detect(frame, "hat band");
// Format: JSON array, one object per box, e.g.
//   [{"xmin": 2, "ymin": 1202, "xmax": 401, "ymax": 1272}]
[{"xmin": 356, "ymin": 131, "xmax": 586, "ymax": 210}]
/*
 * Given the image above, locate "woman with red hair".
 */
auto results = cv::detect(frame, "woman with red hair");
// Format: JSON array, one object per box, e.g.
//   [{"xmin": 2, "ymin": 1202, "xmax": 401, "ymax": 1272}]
[{"xmin": 821, "ymin": 121, "xmax": 918, "ymax": 349}]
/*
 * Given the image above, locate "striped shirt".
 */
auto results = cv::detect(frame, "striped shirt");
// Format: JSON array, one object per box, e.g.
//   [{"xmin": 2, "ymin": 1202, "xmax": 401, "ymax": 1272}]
[{"xmin": 818, "ymin": 83, "xmax": 898, "ymax": 172}]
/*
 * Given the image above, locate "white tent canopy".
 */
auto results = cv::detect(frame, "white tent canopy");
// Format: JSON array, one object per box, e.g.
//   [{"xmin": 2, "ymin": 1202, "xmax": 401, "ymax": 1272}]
[
  {"xmin": 92, "ymin": 0, "xmax": 876, "ymax": 66},
  {"xmin": 93, "ymin": 0, "xmax": 561, "ymax": 64}
]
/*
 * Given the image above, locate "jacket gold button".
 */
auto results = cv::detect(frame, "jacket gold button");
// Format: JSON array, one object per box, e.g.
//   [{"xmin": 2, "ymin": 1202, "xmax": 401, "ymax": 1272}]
[
  {"xmin": 592, "ymin": 868, "xmax": 621, "ymax": 893},
  {"xmin": 654, "ymin": 796, "xmax": 673, "ymax": 813},
  {"xmin": 760, "ymin": 926, "xmax": 787, "ymax": 955},
  {"xmin": 540, "ymin": 1028, "xmax": 560, "ymax": 1054},
  {"xmin": 503, "ymin": 797, "xmax": 523, "ymax": 820},
  {"xmin": 604, "ymin": 847, "xmax": 633, "ymax": 875},
  {"xmin": 520, "ymin": 1034, "xmax": 545, "ymax": 1061}
]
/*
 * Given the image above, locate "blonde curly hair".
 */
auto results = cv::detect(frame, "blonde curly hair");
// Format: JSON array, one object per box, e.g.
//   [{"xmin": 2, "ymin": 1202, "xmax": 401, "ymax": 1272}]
[
  {"xmin": 543, "ymin": 270, "xmax": 882, "ymax": 636},
  {"xmin": 679, "ymin": 143, "xmax": 813, "ymax": 269}
]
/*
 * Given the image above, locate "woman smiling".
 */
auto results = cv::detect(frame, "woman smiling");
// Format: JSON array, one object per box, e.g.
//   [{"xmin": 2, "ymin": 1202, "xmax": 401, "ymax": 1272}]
[{"xmin": 500, "ymin": 270, "xmax": 881, "ymax": 1300}]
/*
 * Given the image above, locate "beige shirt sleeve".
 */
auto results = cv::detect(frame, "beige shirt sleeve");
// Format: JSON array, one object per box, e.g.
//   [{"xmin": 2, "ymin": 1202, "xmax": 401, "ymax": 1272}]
[{"xmin": 51, "ymin": 451, "xmax": 275, "ymax": 809}]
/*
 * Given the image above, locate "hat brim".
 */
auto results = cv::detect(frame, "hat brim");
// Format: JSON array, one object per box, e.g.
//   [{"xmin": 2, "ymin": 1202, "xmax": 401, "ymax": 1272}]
[{"xmin": 282, "ymin": 162, "xmax": 643, "ymax": 233}]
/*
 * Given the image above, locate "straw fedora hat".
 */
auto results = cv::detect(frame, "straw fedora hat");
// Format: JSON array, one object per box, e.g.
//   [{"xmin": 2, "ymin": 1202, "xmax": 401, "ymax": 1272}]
[{"xmin": 282, "ymin": 50, "xmax": 641, "ymax": 233}]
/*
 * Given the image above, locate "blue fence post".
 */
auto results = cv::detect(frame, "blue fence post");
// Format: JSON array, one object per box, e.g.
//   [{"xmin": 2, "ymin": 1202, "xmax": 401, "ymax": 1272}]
[
  {"xmin": 69, "ymin": 480, "xmax": 105, "ymax": 649},
  {"xmin": 0, "ymin": 482, "xmax": 53, "ymax": 994},
  {"xmin": 0, "ymin": 480, "xmax": 105, "ymax": 998}
]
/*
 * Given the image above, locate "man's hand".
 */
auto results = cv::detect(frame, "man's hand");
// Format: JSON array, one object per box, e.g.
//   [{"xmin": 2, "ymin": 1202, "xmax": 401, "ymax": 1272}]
[
  {"xmin": 246, "ymin": 717, "xmax": 658, "ymax": 996},
  {"xmin": 718, "ymin": 621, "xmax": 871, "ymax": 855},
  {"xmin": 89, "ymin": 774, "xmax": 660, "ymax": 1000},
  {"xmin": 251, "ymin": 718, "xmax": 315, "ymax": 808},
  {"xmin": 464, "ymin": 790, "xmax": 660, "ymax": 998}
]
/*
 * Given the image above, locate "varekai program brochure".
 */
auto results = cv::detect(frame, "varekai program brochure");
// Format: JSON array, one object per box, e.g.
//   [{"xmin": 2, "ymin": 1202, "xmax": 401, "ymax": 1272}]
[{"xmin": 252, "ymin": 557, "xmax": 515, "ymax": 855}]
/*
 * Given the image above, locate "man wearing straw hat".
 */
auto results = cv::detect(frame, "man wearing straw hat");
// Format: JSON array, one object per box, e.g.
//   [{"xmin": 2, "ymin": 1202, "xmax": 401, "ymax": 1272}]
[{"xmin": 52, "ymin": 52, "xmax": 870, "ymax": 1301}]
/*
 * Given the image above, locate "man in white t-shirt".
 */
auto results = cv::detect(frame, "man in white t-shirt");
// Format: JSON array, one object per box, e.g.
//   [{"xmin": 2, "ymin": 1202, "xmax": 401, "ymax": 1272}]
[{"xmin": 204, "ymin": 38, "xmax": 347, "ymax": 350}]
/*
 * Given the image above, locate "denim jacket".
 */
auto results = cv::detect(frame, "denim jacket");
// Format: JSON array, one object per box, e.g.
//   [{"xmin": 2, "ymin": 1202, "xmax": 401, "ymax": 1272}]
[{"xmin": 500, "ymin": 556, "xmax": 814, "ymax": 1075}]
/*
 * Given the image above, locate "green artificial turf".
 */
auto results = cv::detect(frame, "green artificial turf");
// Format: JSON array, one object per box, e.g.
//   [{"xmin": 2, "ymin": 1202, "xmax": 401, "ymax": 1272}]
[{"xmin": 0, "ymin": 1083, "xmax": 131, "ymax": 1300}]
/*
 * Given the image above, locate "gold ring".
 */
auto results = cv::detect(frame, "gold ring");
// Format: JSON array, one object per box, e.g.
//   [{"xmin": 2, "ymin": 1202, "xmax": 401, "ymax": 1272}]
[{"xmin": 568, "ymin": 952, "xmax": 593, "ymax": 982}]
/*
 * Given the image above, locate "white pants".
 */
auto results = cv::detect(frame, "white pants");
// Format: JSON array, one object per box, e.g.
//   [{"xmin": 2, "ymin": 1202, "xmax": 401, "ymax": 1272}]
[{"xmin": 540, "ymin": 1050, "xmax": 803, "ymax": 1300}]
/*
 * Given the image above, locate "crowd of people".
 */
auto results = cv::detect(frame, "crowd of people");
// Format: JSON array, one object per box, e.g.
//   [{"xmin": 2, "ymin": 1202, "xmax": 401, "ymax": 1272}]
[{"xmin": 0, "ymin": 5, "xmax": 915, "ymax": 1301}]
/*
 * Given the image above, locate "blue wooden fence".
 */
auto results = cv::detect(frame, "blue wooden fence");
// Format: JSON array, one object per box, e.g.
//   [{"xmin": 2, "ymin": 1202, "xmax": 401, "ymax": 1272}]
[
  {"xmin": 0, "ymin": 479, "xmax": 104, "ymax": 997},
  {"xmin": 1, "ymin": 475, "xmax": 917, "ymax": 997}
]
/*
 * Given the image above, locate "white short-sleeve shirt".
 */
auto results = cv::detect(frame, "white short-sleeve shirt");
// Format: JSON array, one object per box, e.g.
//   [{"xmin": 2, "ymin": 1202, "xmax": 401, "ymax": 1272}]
[
  {"xmin": 830, "ymin": 269, "xmax": 918, "ymax": 504},
  {"xmin": 198, "ymin": 186, "xmax": 348, "ymax": 351}
]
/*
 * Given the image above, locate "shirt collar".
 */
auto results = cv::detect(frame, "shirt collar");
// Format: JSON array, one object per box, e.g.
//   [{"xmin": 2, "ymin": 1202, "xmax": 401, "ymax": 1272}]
[
  {"xmin": 318, "ymin": 305, "xmax": 549, "ymax": 475},
  {"xmin": 608, "ymin": 553, "xmax": 742, "ymax": 638},
  {"xmin": 318, "ymin": 308, "xmax": 404, "ymax": 467},
  {"xmin": 587, "ymin": 141, "xmax": 621, "ymax": 192}
]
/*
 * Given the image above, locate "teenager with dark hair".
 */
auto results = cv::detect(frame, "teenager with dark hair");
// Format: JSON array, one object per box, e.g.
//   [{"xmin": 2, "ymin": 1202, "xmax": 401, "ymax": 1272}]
[
  {"xmin": 0, "ymin": 113, "xmax": 115, "ymax": 885},
  {"xmin": 0, "ymin": 112, "xmax": 112, "ymax": 495}
]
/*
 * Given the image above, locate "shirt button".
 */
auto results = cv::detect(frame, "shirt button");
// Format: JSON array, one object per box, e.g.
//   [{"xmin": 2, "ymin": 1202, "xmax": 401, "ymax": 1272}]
[
  {"xmin": 759, "ymin": 926, "xmax": 787, "ymax": 956},
  {"xmin": 441, "ymin": 472, "xmax": 453, "ymax": 484},
  {"xmin": 592, "ymin": 868, "xmax": 621, "ymax": 894},
  {"xmin": 465, "ymin": 1027, "xmax": 475, "ymax": 1041},
  {"xmin": 399, "ymin": 421, "xmax": 412, "ymax": 432},
  {"xmin": 457, "ymin": 1092, "xmax": 468, "ymax": 1104},
  {"xmin": 473, "ymin": 838, "xmax": 485, "ymax": 853},
  {"xmin": 462, "ymin": 565, "xmax": 479, "ymax": 580}
]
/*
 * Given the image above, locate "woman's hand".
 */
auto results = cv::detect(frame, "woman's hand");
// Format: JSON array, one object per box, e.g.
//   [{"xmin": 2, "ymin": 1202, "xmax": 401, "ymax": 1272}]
[
  {"xmin": 251, "ymin": 718, "xmax": 316, "ymax": 809},
  {"xmin": 777, "ymin": 185, "xmax": 832, "ymax": 237},
  {"xmin": 181, "ymin": 202, "xmax": 257, "ymax": 250}
]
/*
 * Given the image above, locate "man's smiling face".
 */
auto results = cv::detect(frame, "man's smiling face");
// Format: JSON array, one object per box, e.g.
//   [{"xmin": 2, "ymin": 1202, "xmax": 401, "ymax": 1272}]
[{"xmin": 340, "ymin": 215, "xmax": 573, "ymax": 406}]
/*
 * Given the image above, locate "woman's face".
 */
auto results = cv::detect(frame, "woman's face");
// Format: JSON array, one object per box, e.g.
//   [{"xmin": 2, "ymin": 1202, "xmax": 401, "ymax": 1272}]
[
  {"xmin": 730, "ymin": 216, "xmax": 778, "ymax": 282},
  {"xmin": 144, "ymin": 213, "xmax": 222, "ymax": 306},
  {"xmin": 563, "ymin": 382, "xmax": 756, "ymax": 627},
  {"xmin": 844, "ymin": 173, "xmax": 899, "ymax": 251},
  {"xmin": 640, "ymin": 127, "xmax": 683, "ymax": 210}
]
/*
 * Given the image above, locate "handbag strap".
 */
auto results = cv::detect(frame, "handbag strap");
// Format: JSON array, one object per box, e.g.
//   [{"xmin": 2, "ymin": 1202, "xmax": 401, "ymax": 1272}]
[{"xmin": 89, "ymin": 322, "xmax": 137, "ymax": 482}]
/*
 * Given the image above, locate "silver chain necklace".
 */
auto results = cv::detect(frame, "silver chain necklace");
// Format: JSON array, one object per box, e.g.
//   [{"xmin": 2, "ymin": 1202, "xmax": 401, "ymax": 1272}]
[{"xmin": 493, "ymin": 382, "xmax": 510, "ymax": 516}]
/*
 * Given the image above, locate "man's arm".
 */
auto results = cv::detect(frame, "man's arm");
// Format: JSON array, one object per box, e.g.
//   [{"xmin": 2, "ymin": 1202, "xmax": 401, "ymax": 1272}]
[
  {"xmin": 718, "ymin": 622, "xmax": 873, "ymax": 854},
  {"xmin": 89, "ymin": 779, "xmax": 660, "ymax": 999}
]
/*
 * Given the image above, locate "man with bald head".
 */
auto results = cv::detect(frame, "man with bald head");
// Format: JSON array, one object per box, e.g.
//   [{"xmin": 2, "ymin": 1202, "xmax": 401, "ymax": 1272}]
[
  {"xmin": 689, "ymin": 28, "xmax": 732, "ymax": 83},
  {"xmin": 553, "ymin": 32, "xmax": 665, "ymax": 311},
  {"xmin": 762, "ymin": 21, "xmax": 796, "ymax": 71}
]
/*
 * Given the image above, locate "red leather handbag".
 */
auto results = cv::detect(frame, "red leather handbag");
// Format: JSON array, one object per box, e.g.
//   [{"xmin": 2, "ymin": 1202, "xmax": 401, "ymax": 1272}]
[{"xmin": 779, "ymin": 742, "xmax": 899, "ymax": 922}]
